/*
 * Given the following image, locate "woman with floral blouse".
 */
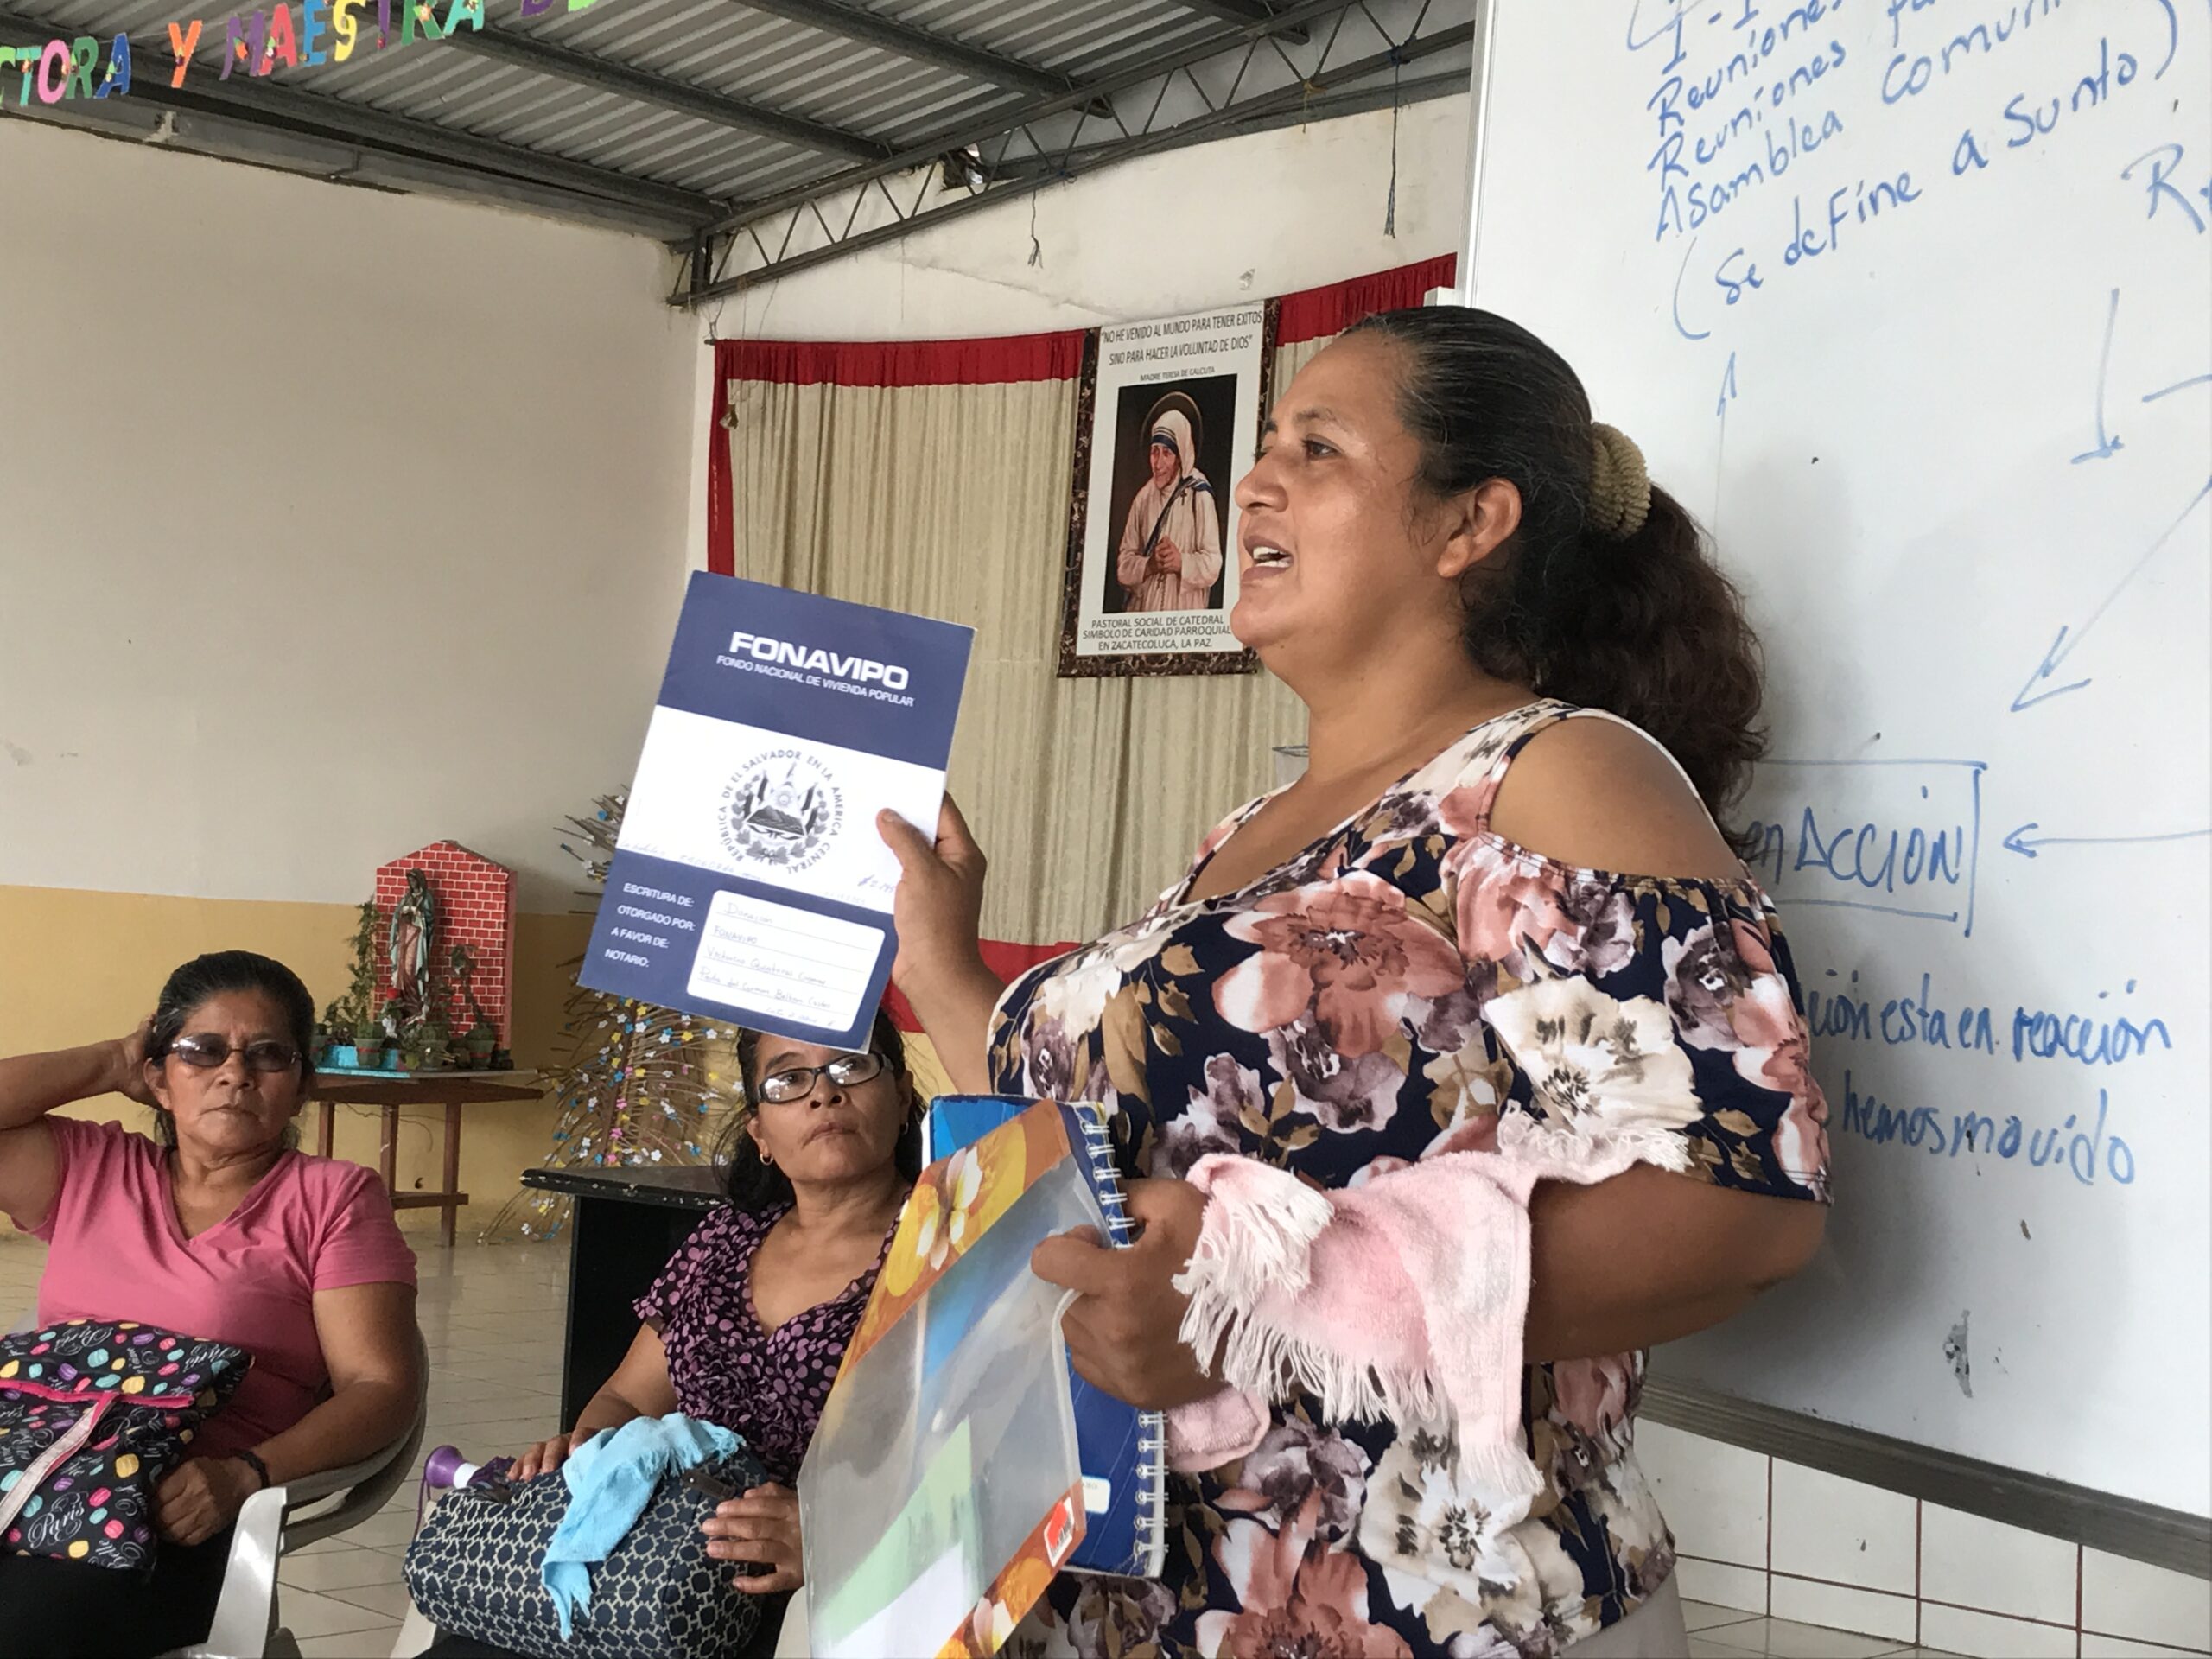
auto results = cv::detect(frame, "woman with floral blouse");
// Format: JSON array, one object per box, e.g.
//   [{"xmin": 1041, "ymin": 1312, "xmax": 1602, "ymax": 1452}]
[{"xmin": 884, "ymin": 306, "xmax": 1830, "ymax": 1656}]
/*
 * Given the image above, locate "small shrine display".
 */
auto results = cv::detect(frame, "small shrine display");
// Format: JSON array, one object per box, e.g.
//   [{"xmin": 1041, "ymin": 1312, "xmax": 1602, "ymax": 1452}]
[{"xmin": 315, "ymin": 842, "xmax": 518, "ymax": 1074}]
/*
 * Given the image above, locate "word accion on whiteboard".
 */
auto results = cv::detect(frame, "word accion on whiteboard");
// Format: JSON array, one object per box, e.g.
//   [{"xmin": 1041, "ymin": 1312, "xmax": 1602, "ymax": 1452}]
[{"xmin": 1, "ymin": 0, "xmax": 600, "ymax": 106}]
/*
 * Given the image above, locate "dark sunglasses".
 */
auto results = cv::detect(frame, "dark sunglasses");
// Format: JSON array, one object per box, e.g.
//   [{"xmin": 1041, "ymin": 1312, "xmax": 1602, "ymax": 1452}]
[
  {"xmin": 756, "ymin": 1051, "xmax": 886, "ymax": 1103},
  {"xmin": 168, "ymin": 1035, "xmax": 303, "ymax": 1073}
]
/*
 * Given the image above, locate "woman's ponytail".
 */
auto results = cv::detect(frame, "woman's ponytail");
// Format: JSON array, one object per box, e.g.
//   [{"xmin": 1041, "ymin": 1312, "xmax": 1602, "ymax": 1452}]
[{"xmin": 1541, "ymin": 482, "xmax": 1766, "ymax": 838}]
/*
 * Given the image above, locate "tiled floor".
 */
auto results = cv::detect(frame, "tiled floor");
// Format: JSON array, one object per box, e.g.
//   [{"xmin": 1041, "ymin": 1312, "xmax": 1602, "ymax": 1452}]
[
  {"xmin": 2, "ymin": 1230, "xmax": 1967, "ymax": 1659},
  {"xmin": 1687, "ymin": 1597, "xmax": 1961, "ymax": 1657}
]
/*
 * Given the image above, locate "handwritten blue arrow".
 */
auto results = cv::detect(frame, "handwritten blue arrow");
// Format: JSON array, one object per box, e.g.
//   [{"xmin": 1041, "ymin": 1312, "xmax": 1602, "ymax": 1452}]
[
  {"xmin": 2003, "ymin": 823, "xmax": 2212, "ymax": 858},
  {"xmin": 2011, "ymin": 474, "xmax": 2212, "ymax": 712}
]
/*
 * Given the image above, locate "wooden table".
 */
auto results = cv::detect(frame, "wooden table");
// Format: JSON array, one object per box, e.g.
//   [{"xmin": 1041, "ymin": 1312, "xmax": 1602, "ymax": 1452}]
[{"xmin": 309, "ymin": 1071, "xmax": 546, "ymax": 1247}]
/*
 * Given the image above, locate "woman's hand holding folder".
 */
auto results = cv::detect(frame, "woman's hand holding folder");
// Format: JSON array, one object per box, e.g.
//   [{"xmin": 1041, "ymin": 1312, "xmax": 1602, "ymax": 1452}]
[{"xmin": 1032, "ymin": 1178, "xmax": 1218, "ymax": 1411}]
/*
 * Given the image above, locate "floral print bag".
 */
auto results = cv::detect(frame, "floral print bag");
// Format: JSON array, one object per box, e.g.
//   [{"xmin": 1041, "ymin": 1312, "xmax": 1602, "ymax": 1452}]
[{"xmin": 0, "ymin": 1318, "xmax": 252, "ymax": 1570}]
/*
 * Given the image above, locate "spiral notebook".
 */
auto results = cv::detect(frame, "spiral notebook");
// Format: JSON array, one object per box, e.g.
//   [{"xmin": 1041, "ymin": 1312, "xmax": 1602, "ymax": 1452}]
[
  {"xmin": 801, "ymin": 1098, "xmax": 1146, "ymax": 1656},
  {"xmin": 925, "ymin": 1096, "xmax": 1168, "ymax": 1580}
]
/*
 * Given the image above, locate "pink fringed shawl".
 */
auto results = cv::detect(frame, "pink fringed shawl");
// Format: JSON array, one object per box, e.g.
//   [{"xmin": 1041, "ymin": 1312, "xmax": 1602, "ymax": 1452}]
[{"xmin": 1164, "ymin": 1142, "xmax": 1649, "ymax": 1505}]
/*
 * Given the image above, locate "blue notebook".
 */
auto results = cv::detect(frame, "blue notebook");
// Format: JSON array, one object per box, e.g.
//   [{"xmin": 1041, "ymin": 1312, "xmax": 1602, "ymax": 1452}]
[{"xmin": 924, "ymin": 1096, "xmax": 1167, "ymax": 1579}]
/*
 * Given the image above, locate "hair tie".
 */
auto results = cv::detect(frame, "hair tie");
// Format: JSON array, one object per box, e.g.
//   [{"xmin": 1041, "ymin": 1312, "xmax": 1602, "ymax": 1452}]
[{"xmin": 1587, "ymin": 422, "xmax": 1652, "ymax": 540}]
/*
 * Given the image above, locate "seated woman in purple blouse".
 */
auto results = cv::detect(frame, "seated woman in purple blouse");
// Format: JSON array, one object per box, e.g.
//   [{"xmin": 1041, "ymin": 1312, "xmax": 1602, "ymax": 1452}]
[{"xmin": 423, "ymin": 1011, "xmax": 919, "ymax": 1657}]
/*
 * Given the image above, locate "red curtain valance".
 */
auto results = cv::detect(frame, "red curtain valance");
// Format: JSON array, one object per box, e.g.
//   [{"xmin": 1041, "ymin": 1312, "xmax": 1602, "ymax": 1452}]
[
  {"xmin": 715, "ymin": 332, "xmax": 1089, "ymax": 391},
  {"xmin": 1274, "ymin": 252, "xmax": 1459, "ymax": 346}
]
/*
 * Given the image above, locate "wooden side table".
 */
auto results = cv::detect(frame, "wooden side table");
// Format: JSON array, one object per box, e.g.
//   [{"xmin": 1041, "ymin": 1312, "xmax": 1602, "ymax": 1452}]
[{"xmin": 308, "ymin": 1072, "xmax": 545, "ymax": 1247}]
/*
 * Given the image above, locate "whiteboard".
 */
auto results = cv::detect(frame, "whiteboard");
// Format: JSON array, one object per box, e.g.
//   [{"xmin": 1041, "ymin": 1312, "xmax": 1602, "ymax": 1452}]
[{"xmin": 1465, "ymin": 1, "xmax": 2211, "ymax": 1526}]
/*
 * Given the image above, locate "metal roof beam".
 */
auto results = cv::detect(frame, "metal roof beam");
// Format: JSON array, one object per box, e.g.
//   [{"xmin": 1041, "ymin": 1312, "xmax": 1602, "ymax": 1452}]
[
  {"xmin": 683, "ymin": 20, "xmax": 1471, "ymax": 302},
  {"xmin": 449, "ymin": 24, "xmax": 889, "ymax": 160},
  {"xmin": 1, "ymin": 93, "xmax": 705, "ymax": 239},
  {"xmin": 734, "ymin": 0, "xmax": 1075, "ymax": 97},
  {"xmin": 1166, "ymin": 1, "xmax": 1308, "ymax": 42},
  {"xmin": 984, "ymin": 70, "xmax": 1466, "ymax": 182},
  {"xmin": 0, "ymin": 6, "xmax": 718, "ymax": 223},
  {"xmin": 696, "ymin": 0, "xmax": 1353, "ymax": 237}
]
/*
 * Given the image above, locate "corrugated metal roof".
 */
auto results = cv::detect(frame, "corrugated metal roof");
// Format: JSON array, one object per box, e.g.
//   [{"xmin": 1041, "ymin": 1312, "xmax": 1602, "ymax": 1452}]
[{"xmin": 0, "ymin": 0, "xmax": 1471, "ymax": 248}]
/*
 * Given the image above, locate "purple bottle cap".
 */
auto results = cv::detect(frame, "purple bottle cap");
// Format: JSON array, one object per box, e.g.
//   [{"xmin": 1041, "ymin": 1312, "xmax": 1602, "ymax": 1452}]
[{"xmin": 422, "ymin": 1445, "xmax": 471, "ymax": 1490}]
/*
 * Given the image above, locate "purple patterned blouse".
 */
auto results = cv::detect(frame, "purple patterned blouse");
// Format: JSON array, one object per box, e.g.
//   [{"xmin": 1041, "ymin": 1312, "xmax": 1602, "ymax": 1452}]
[{"xmin": 632, "ymin": 1203, "xmax": 888, "ymax": 1487}]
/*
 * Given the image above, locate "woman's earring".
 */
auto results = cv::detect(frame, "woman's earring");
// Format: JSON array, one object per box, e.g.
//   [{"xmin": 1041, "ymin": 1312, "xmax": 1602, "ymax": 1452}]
[{"xmin": 759, "ymin": 1149, "xmax": 774, "ymax": 1167}]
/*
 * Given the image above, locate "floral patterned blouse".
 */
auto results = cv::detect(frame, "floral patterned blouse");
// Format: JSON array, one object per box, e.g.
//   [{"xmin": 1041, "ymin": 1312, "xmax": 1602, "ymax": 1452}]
[
  {"xmin": 988, "ymin": 701, "xmax": 1830, "ymax": 1658},
  {"xmin": 632, "ymin": 1203, "xmax": 890, "ymax": 1487}
]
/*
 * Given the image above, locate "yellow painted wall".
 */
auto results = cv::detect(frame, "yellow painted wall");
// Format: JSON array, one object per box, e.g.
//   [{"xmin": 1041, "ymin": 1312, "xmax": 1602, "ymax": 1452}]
[
  {"xmin": 0, "ymin": 884, "xmax": 959, "ymax": 1237},
  {"xmin": 0, "ymin": 885, "xmax": 593, "ymax": 1237}
]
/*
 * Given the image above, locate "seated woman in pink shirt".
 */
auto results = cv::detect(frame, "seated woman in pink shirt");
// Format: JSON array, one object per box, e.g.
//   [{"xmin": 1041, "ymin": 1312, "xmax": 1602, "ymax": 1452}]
[{"xmin": 0, "ymin": 950, "xmax": 421, "ymax": 1659}]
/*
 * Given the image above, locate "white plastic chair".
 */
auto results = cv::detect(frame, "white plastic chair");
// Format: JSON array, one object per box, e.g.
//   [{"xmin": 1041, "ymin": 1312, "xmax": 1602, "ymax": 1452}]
[
  {"xmin": 7, "ymin": 1309, "xmax": 429, "ymax": 1658},
  {"xmin": 165, "ymin": 1328, "xmax": 430, "ymax": 1659}
]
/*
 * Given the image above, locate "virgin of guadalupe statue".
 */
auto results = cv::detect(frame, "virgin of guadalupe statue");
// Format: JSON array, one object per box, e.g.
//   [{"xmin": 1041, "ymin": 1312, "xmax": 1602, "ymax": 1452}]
[{"xmin": 386, "ymin": 869, "xmax": 436, "ymax": 1025}]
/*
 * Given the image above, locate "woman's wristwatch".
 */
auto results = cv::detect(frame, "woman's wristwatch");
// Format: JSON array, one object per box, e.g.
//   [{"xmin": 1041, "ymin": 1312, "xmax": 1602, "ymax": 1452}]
[{"xmin": 234, "ymin": 1449, "xmax": 273, "ymax": 1491}]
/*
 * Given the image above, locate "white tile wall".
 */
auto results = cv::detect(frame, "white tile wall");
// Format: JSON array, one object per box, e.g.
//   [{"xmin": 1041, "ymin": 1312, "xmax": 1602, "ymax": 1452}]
[
  {"xmin": 1770, "ymin": 1460, "xmax": 1920, "ymax": 1594},
  {"xmin": 1643, "ymin": 1416, "xmax": 2212, "ymax": 1656},
  {"xmin": 1681, "ymin": 1556, "xmax": 1772, "ymax": 1613},
  {"xmin": 1642, "ymin": 1418, "xmax": 1773, "ymax": 1567},
  {"xmin": 1770, "ymin": 1575, "xmax": 1920, "ymax": 1643},
  {"xmin": 2082, "ymin": 1550, "xmax": 2212, "ymax": 1650},
  {"xmin": 1920, "ymin": 1503, "xmax": 2080, "ymax": 1625}
]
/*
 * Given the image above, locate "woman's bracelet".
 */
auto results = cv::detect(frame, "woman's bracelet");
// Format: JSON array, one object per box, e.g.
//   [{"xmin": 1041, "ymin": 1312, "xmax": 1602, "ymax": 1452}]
[{"xmin": 233, "ymin": 1448, "xmax": 272, "ymax": 1491}]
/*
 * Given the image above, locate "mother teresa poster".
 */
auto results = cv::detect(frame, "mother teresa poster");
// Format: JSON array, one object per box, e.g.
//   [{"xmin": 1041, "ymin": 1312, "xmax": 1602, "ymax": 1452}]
[{"xmin": 1058, "ymin": 302, "xmax": 1268, "ymax": 677}]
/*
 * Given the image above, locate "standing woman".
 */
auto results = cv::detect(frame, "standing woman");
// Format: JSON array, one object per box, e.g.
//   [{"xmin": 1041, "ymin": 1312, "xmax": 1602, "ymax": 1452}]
[{"xmin": 885, "ymin": 308, "xmax": 1829, "ymax": 1656}]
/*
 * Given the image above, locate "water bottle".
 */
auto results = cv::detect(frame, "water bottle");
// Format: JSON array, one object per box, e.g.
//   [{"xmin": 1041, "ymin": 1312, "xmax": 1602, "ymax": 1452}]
[{"xmin": 423, "ymin": 1445, "xmax": 515, "ymax": 1492}]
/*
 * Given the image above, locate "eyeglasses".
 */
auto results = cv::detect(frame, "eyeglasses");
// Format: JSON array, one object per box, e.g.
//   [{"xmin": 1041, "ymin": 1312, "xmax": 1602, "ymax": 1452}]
[
  {"xmin": 756, "ymin": 1051, "xmax": 886, "ymax": 1104},
  {"xmin": 169, "ymin": 1035, "xmax": 303, "ymax": 1073}
]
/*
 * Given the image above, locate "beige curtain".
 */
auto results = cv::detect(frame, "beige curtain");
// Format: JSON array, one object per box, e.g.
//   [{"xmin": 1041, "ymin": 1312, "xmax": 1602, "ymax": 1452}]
[{"xmin": 720, "ymin": 335, "xmax": 1357, "ymax": 947}]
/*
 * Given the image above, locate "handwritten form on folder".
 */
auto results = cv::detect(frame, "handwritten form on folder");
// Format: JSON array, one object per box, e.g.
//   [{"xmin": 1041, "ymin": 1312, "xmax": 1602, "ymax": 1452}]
[{"xmin": 1470, "ymin": 1, "xmax": 2210, "ymax": 1516}]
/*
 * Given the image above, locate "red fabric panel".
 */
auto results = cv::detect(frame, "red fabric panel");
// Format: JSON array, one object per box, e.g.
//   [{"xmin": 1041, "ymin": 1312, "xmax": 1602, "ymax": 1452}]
[
  {"xmin": 1274, "ymin": 252, "xmax": 1460, "ymax": 346},
  {"xmin": 881, "ymin": 938, "xmax": 1079, "ymax": 1035},
  {"xmin": 714, "ymin": 333, "xmax": 1087, "ymax": 391},
  {"xmin": 707, "ymin": 352, "xmax": 734, "ymax": 576}
]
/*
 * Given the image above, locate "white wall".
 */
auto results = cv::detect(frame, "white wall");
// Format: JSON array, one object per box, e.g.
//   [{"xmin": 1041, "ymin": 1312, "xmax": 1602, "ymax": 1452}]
[
  {"xmin": 0, "ymin": 121, "xmax": 702, "ymax": 911},
  {"xmin": 1647, "ymin": 1422, "xmax": 2212, "ymax": 1655},
  {"xmin": 704, "ymin": 98, "xmax": 1471, "ymax": 340}
]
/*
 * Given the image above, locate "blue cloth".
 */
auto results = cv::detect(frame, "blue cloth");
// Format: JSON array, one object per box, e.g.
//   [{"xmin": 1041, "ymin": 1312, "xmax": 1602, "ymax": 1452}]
[{"xmin": 542, "ymin": 1413, "xmax": 742, "ymax": 1636}]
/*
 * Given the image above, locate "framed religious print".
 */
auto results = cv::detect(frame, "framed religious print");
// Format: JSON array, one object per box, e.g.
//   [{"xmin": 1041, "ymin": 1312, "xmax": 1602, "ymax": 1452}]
[{"xmin": 1058, "ymin": 302, "xmax": 1275, "ymax": 677}]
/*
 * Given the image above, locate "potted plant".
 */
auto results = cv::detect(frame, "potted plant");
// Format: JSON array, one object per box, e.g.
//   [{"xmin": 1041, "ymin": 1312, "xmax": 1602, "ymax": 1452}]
[
  {"xmin": 345, "ymin": 900, "xmax": 384, "ymax": 1068},
  {"xmin": 451, "ymin": 944, "xmax": 499, "ymax": 1068},
  {"xmin": 352, "ymin": 1012, "xmax": 385, "ymax": 1068},
  {"xmin": 419, "ymin": 1019, "xmax": 452, "ymax": 1072},
  {"xmin": 464, "ymin": 1023, "xmax": 499, "ymax": 1069},
  {"xmin": 378, "ymin": 998, "xmax": 411, "ymax": 1070}
]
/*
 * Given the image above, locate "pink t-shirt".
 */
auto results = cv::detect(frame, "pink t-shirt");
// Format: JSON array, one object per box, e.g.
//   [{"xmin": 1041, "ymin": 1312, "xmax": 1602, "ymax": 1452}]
[{"xmin": 21, "ymin": 1116, "xmax": 417, "ymax": 1460}]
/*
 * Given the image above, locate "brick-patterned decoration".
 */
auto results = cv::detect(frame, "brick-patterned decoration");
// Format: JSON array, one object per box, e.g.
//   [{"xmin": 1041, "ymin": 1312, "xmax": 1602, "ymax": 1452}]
[{"xmin": 373, "ymin": 842, "xmax": 515, "ymax": 1043}]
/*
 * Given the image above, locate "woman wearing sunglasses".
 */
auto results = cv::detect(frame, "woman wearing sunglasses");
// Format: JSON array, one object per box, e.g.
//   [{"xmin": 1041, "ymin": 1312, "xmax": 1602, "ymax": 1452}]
[
  {"xmin": 420, "ymin": 1011, "xmax": 921, "ymax": 1657},
  {"xmin": 0, "ymin": 950, "xmax": 421, "ymax": 1658}
]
